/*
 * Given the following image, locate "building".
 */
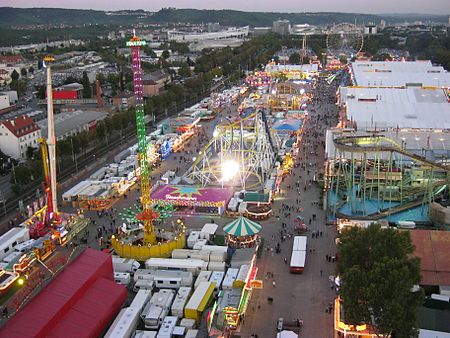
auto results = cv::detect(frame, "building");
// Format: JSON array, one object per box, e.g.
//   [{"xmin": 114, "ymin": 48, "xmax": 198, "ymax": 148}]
[
  {"xmin": 0, "ymin": 69, "xmax": 10, "ymax": 85},
  {"xmin": 272, "ymin": 20, "xmax": 291, "ymax": 35},
  {"xmin": 37, "ymin": 110, "xmax": 108, "ymax": 141},
  {"xmin": 168, "ymin": 26, "xmax": 249, "ymax": 43},
  {"xmin": 112, "ymin": 92, "xmax": 135, "ymax": 110},
  {"xmin": 48, "ymin": 82, "xmax": 84, "ymax": 100},
  {"xmin": 0, "ymin": 91, "xmax": 18, "ymax": 104},
  {"xmin": 350, "ymin": 60, "xmax": 450, "ymax": 87},
  {"xmin": 0, "ymin": 115, "xmax": 41, "ymax": 159},
  {"xmin": 143, "ymin": 70, "xmax": 171, "ymax": 97},
  {"xmin": 338, "ymin": 86, "xmax": 450, "ymax": 131},
  {"xmin": 252, "ymin": 27, "xmax": 272, "ymax": 36},
  {"xmin": 290, "ymin": 24, "xmax": 316, "ymax": 35},
  {"xmin": 364, "ymin": 24, "xmax": 378, "ymax": 35},
  {"xmin": 0, "ymin": 54, "xmax": 25, "ymax": 66},
  {"xmin": 0, "ymin": 93, "xmax": 9, "ymax": 110}
]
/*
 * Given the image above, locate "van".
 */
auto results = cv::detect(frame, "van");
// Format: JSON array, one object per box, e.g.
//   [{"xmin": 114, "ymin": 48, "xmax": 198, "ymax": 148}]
[{"xmin": 114, "ymin": 272, "xmax": 131, "ymax": 286}]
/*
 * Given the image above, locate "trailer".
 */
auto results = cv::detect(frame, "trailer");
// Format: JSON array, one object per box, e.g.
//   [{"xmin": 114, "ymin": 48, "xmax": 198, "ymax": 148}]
[
  {"xmin": 134, "ymin": 269, "xmax": 155, "ymax": 282},
  {"xmin": 184, "ymin": 282, "xmax": 215, "ymax": 322},
  {"xmin": 104, "ymin": 306, "xmax": 141, "ymax": 338},
  {"xmin": 113, "ymin": 256, "xmax": 141, "ymax": 274},
  {"xmin": 208, "ymin": 251, "xmax": 226, "ymax": 263},
  {"xmin": 233, "ymin": 265, "xmax": 250, "ymax": 288},
  {"xmin": 199, "ymin": 223, "xmax": 218, "ymax": 240},
  {"xmin": 141, "ymin": 289, "xmax": 175, "ymax": 330},
  {"xmin": 179, "ymin": 318, "xmax": 195, "ymax": 330},
  {"xmin": 156, "ymin": 316, "xmax": 178, "ymax": 338},
  {"xmin": 130, "ymin": 289, "xmax": 153, "ymax": 311},
  {"xmin": 185, "ymin": 329, "xmax": 199, "ymax": 338},
  {"xmin": 194, "ymin": 271, "xmax": 212, "ymax": 288},
  {"xmin": 0, "ymin": 227, "xmax": 30, "ymax": 261},
  {"xmin": 171, "ymin": 287, "xmax": 192, "ymax": 318},
  {"xmin": 114, "ymin": 272, "xmax": 131, "ymax": 286},
  {"xmin": 133, "ymin": 331, "xmax": 157, "ymax": 338},
  {"xmin": 187, "ymin": 231, "xmax": 201, "ymax": 248},
  {"xmin": 152, "ymin": 270, "xmax": 193, "ymax": 289},
  {"xmin": 171, "ymin": 249, "xmax": 210, "ymax": 262},
  {"xmin": 133, "ymin": 279, "xmax": 155, "ymax": 293},
  {"xmin": 200, "ymin": 245, "xmax": 228, "ymax": 254},
  {"xmin": 209, "ymin": 271, "xmax": 225, "ymax": 291},
  {"xmin": 145, "ymin": 258, "xmax": 207, "ymax": 276},
  {"xmin": 222, "ymin": 268, "xmax": 239, "ymax": 290},
  {"xmin": 207, "ymin": 261, "xmax": 225, "ymax": 272}
]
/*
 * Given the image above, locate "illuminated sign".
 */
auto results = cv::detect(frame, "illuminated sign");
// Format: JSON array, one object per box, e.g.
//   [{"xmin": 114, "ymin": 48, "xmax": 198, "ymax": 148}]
[
  {"xmin": 126, "ymin": 40, "xmax": 147, "ymax": 46},
  {"xmin": 165, "ymin": 194, "xmax": 198, "ymax": 201}
]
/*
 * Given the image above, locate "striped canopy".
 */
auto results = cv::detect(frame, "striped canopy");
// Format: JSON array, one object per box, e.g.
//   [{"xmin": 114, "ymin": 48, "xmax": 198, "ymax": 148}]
[{"xmin": 223, "ymin": 217, "xmax": 262, "ymax": 237}]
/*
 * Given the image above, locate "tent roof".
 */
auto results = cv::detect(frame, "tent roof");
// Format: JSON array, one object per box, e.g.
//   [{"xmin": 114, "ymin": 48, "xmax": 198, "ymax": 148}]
[
  {"xmin": 223, "ymin": 216, "xmax": 262, "ymax": 237},
  {"xmin": 272, "ymin": 119, "xmax": 302, "ymax": 131}
]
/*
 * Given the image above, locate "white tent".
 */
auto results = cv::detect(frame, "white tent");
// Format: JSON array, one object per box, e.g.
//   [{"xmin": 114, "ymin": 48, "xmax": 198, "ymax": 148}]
[{"xmin": 276, "ymin": 330, "xmax": 298, "ymax": 338}]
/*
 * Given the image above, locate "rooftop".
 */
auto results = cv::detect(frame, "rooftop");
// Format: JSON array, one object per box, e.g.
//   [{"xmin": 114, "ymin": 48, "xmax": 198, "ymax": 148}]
[
  {"xmin": 1, "ymin": 115, "xmax": 40, "ymax": 138},
  {"xmin": 350, "ymin": 60, "xmax": 450, "ymax": 87},
  {"xmin": 340, "ymin": 87, "xmax": 450, "ymax": 130},
  {"xmin": 410, "ymin": 230, "xmax": 450, "ymax": 286},
  {"xmin": 37, "ymin": 110, "xmax": 108, "ymax": 138}
]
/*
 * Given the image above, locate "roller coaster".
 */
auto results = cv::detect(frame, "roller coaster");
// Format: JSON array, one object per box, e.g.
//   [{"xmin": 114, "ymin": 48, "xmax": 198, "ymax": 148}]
[
  {"xmin": 185, "ymin": 110, "xmax": 276, "ymax": 189},
  {"xmin": 328, "ymin": 135, "xmax": 450, "ymax": 220}
]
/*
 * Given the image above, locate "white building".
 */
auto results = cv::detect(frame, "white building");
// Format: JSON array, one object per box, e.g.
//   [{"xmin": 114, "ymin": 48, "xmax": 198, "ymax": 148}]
[
  {"xmin": 168, "ymin": 26, "xmax": 249, "ymax": 42},
  {"xmin": 350, "ymin": 60, "xmax": 450, "ymax": 87},
  {"xmin": 339, "ymin": 86, "xmax": 450, "ymax": 130},
  {"xmin": 273, "ymin": 20, "xmax": 291, "ymax": 35},
  {"xmin": 0, "ymin": 94, "xmax": 9, "ymax": 110},
  {"xmin": 0, "ymin": 91, "xmax": 18, "ymax": 104},
  {"xmin": 0, "ymin": 115, "xmax": 41, "ymax": 159}
]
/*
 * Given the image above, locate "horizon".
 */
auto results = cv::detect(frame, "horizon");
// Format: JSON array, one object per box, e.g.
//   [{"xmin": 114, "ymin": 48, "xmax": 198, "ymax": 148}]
[{"xmin": 0, "ymin": 0, "xmax": 449, "ymax": 15}]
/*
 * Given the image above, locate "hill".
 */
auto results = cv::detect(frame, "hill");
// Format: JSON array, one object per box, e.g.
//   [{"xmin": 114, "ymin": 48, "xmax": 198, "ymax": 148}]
[{"xmin": 0, "ymin": 7, "xmax": 447, "ymax": 28}]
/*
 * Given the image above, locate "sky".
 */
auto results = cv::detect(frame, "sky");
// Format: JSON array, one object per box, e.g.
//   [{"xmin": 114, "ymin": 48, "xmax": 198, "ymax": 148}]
[{"xmin": 1, "ymin": 0, "xmax": 449, "ymax": 15}]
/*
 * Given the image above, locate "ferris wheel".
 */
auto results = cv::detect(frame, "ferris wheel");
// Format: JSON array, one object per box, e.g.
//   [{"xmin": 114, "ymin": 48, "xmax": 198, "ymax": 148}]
[{"xmin": 326, "ymin": 23, "xmax": 364, "ymax": 58}]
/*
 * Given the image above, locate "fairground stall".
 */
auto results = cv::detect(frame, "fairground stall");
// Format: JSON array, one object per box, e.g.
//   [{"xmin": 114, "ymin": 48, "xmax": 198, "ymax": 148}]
[
  {"xmin": 223, "ymin": 216, "xmax": 262, "ymax": 248},
  {"xmin": 151, "ymin": 185, "xmax": 234, "ymax": 216}
]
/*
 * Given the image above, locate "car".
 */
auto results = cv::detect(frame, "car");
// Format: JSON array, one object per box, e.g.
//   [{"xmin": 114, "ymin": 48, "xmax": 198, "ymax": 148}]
[{"xmin": 277, "ymin": 317, "xmax": 283, "ymax": 331}]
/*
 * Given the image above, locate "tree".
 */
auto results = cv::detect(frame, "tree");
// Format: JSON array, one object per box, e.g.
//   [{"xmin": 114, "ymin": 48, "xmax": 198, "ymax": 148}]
[
  {"xmin": 10, "ymin": 165, "xmax": 31, "ymax": 185},
  {"xmin": 81, "ymin": 71, "xmax": 92, "ymax": 98},
  {"xmin": 162, "ymin": 50, "xmax": 170, "ymax": 60},
  {"xmin": 178, "ymin": 63, "xmax": 191, "ymax": 78},
  {"xmin": 288, "ymin": 52, "xmax": 301, "ymax": 64},
  {"xmin": 28, "ymin": 66, "xmax": 35, "ymax": 74},
  {"xmin": 20, "ymin": 68, "xmax": 27, "ymax": 77},
  {"xmin": 10, "ymin": 80, "xmax": 27, "ymax": 96},
  {"xmin": 337, "ymin": 224, "xmax": 423, "ymax": 338},
  {"xmin": 26, "ymin": 146, "xmax": 35, "ymax": 160},
  {"xmin": 11, "ymin": 69, "xmax": 19, "ymax": 81}
]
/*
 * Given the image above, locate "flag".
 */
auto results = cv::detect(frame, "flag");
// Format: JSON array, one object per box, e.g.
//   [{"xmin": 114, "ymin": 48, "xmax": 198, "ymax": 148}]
[
  {"xmin": 427, "ymin": 135, "xmax": 431, "ymax": 149},
  {"xmin": 371, "ymin": 114, "xmax": 374, "ymax": 125}
]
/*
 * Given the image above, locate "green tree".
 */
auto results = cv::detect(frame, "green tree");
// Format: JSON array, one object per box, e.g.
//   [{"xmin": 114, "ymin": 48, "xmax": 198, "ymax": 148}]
[
  {"xmin": 10, "ymin": 80, "xmax": 27, "ymax": 96},
  {"xmin": 11, "ymin": 165, "xmax": 31, "ymax": 184},
  {"xmin": 337, "ymin": 224, "xmax": 423, "ymax": 338},
  {"xmin": 25, "ymin": 146, "xmax": 35, "ymax": 160},
  {"xmin": 178, "ymin": 63, "xmax": 191, "ymax": 78},
  {"xmin": 20, "ymin": 68, "xmax": 27, "ymax": 77},
  {"xmin": 36, "ymin": 85, "xmax": 46, "ymax": 99},
  {"xmin": 28, "ymin": 66, "xmax": 35, "ymax": 74},
  {"xmin": 162, "ymin": 50, "xmax": 170, "ymax": 60},
  {"xmin": 96, "ymin": 72, "xmax": 105, "ymax": 84},
  {"xmin": 81, "ymin": 71, "xmax": 92, "ymax": 98},
  {"xmin": 11, "ymin": 69, "xmax": 19, "ymax": 81},
  {"xmin": 288, "ymin": 52, "xmax": 301, "ymax": 64}
]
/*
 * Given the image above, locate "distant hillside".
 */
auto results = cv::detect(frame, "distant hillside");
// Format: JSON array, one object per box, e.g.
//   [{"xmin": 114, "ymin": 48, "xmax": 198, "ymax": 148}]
[{"xmin": 0, "ymin": 7, "xmax": 447, "ymax": 28}]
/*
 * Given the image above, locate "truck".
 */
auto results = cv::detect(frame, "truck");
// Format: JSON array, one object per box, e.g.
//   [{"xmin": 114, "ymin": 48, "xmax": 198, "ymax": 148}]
[
  {"xmin": 141, "ymin": 289, "xmax": 175, "ymax": 330},
  {"xmin": 184, "ymin": 282, "xmax": 215, "ymax": 323},
  {"xmin": 112, "ymin": 256, "xmax": 140, "ymax": 274}
]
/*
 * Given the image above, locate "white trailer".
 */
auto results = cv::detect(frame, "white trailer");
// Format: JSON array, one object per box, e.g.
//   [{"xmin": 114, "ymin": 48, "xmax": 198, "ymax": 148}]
[
  {"xmin": 133, "ymin": 331, "xmax": 157, "ymax": 338},
  {"xmin": 114, "ymin": 272, "xmax": 131, "ymax": 286},
  {"xmin": 134, "ymin": 269, "xmax": 155, "ymax": 282},
  {"xmin": 13, "ymin": 239, "xmax": 37, "ymax": 253},
  {"xmin": 157, "ymin": 316, "xmax": 178, "ymax": 338},
  {"xmin": 192, "ymin": 239, "xmax": 207, "ymax": 250},
  {"xmin": 0, "ymin": 227, "xmax": 30, "ymax": 261},
  {"xmin": 171, "ymin": 249, "xmax": 210, "ymax": 262},
  {"xmin": 207, "ymin": 251, "xmax": 226, "ymax": 263},
  {"xmin": 153, "ymin": 270, "xmax": 193, "ymax": 289},
  {"xmin": 104, "ymin": 306, "xmax": 140, "ymax": 338},
  {"xmin": 179, "ymin": 318, "xmax": 195, "ymax": 330},
  {"xmin": 130, "ymin": 289, "xmax": 153, "ymax": 311},
  {"xmin": 199, "ymin": 223, "xmax": 218, "ymax": 240},
  {"xmin": 194, "ymin": 271, "xmax": 212, "ymax": 288},
  {"xmin": 133, "ymin": 280, "xmax": 155, "ymax": 293},
  {"xmin": 185, "ymin": 330, "xmax": 199, "ymax": 338},
  {"xmin": 113, "ymin": 256, "xmax": 141, "ymax": 274},
  {"xmin": 145, "ymin": 258, "xmax": 207, "ymax": 276},
  {"xmin": 222, "ymin": 268, "xmax": 239, "ymax": 290},
  {"xmin": 187, "ymin": 231, "xmax": 200, "ymax": 248},
  {"xmin": 200, "ymin": 245, "xmax": 228, "ymax": 254},
  {"xmin": 209, "ymin": 271, "xmax": 225, "ymax": 291},
  {"xmin": 141, "ymin": 290, "xmax": 175, "ymax": 330},
  {"xmin": 207, "ymin": 261, "xmax": 225, "ymax": 272},
  {"xmin": 171, "ymin": 287, "xmax": 192, "ymax": 318}
]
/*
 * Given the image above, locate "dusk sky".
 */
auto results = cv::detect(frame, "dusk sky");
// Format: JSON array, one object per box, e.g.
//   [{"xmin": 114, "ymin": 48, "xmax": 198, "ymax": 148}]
[{"xmin": 1, "ymin": 0, "xmax": 449, "ymax": 15}]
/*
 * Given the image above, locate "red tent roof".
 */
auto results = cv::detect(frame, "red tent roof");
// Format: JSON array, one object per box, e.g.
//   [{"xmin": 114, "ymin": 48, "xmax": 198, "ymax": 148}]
[{"xmin": 1, "ymin": 249, "xmax": 126, "ymax": 338}]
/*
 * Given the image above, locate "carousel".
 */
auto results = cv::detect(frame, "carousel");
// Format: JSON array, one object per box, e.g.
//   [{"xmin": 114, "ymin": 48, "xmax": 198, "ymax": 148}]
[{"xmin": 223, "ymin": 216, "xmax": 262, "ymax": 248}]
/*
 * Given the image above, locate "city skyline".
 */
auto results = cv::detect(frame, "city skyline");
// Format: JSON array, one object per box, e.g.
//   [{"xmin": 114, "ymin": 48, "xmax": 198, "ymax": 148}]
[{"xmin": 1, "ymin": 0, "xmax": 449, "ymax": 15}]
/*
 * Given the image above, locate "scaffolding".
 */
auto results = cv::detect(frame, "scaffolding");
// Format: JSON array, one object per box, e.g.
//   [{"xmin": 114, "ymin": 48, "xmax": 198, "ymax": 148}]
[{"xmin": 327, "ymin": 135, "xmax": 450, "ymax": 220}]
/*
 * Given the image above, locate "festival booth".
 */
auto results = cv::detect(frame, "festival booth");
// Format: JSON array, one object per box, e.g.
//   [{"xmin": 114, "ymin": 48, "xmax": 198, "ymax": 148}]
[
  {"xmin": 242, "ymin": 192, "xmax": 272, "ymax": 220},
  {"xmin": 151, "ymin": 185, "xmax": 234, "ymax": 216},
  {"xmin": 223, "ymin": 216, "xmax": 262, "ymax": 248}
]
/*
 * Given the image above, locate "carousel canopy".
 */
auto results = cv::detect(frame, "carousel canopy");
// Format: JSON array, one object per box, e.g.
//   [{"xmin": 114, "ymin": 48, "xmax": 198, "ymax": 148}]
[{"xmin": 223, "ymin": 216, "xmax": 262, "ymax": 237}]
